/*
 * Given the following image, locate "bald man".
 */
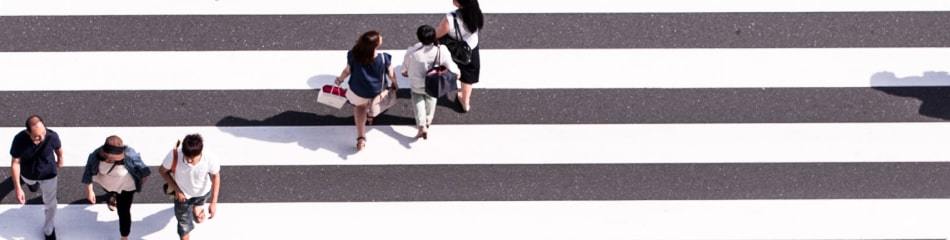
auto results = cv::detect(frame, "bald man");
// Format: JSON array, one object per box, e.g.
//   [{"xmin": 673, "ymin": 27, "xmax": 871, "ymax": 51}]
[{"xmin": 10, "ymin": 115, "xmax": 63, "ymax": 240}]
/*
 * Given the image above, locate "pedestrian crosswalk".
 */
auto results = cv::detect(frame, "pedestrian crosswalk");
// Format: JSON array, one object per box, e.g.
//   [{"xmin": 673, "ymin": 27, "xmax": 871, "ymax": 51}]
[
  {"xmin": 3, "ymin": 48, "xmax": 950, "ymax": 91},
  {"xmin": 2, "ymin": 1, "xmax": 950, "ymax": 239}
]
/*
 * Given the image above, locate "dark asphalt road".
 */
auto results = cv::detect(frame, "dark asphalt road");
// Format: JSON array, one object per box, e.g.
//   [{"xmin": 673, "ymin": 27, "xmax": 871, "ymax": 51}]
[
  {"xmin": 1, "ymin": 11, "xmax": 949, "ymax": 205},
  {"xmin": 0, "ymin": 12, "xmax": 948, "ymax": 51}
]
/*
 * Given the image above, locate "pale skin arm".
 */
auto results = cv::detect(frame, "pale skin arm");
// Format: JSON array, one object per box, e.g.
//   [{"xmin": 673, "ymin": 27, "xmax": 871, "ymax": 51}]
[
  {"xmin": 208, "ymin": 173, "xmax": 221, "ymax": 219},
  {"xmin": 55, "ymin": 148, "xmax": 64, "ymax": 168},
  {"xmin": 334, "ymin": 65, "xmax": 351, "ymax": 85},
  {"xmin": 11, "ymin": 157, "xmax": 24, "ymax": 204},
  {"xmin": 436, "ymin": 16, "xmax": 450, "ymax": 38},
  {"xmin": 86, "ymin": 183, "xmax": 96, "ymax": 204},
  {"xmin": 387, "ymin": 64, "xmax": 399, "ymax": 89}
]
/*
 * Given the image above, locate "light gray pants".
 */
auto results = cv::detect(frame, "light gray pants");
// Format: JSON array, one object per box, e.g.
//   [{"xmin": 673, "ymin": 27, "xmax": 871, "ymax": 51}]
[
  {"xmin": 411, "ymin": 91, "xmax": 437, "ymax": 128},
  {"xmin": 21, "ymin": 176, "xmax": 58, "ymax": 235}
]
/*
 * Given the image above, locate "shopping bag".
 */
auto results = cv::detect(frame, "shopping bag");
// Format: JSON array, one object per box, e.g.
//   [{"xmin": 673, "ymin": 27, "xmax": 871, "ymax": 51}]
[{"xmin": 318, "ymin": 85, "xmax": 348, "ymax": 109}]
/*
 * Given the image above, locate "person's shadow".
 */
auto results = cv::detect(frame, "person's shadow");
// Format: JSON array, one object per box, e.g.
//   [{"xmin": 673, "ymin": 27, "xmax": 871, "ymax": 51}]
[
  {"xmin": 0, "ymin": 185, "xmax": 175, "ymax": 239},
  {"xmin": 215, "ymin": 73, "xmax": 419, "ymax": 160},
  {"xmin": 870, "ymin": 71, "xmax": 950, "ymax": 120}
]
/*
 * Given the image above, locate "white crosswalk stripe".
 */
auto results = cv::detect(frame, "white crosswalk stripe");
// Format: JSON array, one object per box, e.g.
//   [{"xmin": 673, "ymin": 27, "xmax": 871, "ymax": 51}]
[
  {"xmin": 3, "ymin": 48, "xmax": 950, "ymax": 91},
  {"xmin": 1, "ymin": 1, "xmax": 949, "ymax": 239}
]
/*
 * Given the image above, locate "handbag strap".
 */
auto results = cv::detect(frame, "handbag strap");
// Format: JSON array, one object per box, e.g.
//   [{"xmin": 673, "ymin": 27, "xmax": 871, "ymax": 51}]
[
  {"xmin": 379, "ymin": 53, "xmax": 388, "ymax": 92},
  {"xmin": 170, "ymin": 140, "xmax": 180, "ymax": 173},
  {"xmin": 433, "ymin": 45, "xmax": 442, "ymax": 68},
  {"xmin": 451, "ymin": 11, "xmax": 464, "ymax": 42}
]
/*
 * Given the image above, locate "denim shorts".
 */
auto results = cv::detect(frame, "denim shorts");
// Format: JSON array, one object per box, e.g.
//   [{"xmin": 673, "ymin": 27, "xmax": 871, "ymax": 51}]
[{"xmin": 173, "ymin": 191, "xmax": 210, "ymax": 237}]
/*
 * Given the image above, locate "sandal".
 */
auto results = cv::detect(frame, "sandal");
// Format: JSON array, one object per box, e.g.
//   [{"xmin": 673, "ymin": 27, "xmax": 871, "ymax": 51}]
[
  {"xmin": 107, "ymin": 193, "xmax": 117, "ymax": 212},
  {"xmin": 356, "ymin": 137, "xmax": 366, "ymax": 151}
]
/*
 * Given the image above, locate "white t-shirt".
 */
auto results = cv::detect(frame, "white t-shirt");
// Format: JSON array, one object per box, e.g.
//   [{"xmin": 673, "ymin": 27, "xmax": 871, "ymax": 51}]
[
  {"xmin": 162, "ymin": 149, "xmax": 220, "ymax": 199},
  {"xmin": 93, "ymin": 162, "xmax": 136, "ymax": 192},
  {"xmin": 446, "ymin": 11, "xmax": 479, "ymax": 48}
]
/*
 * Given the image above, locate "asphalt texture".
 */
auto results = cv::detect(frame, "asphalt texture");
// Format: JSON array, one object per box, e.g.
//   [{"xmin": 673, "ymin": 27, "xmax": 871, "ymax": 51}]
[
  {"xmin": 1, "ymin": 12, "xmax": 950, "ymax": 204},
  {"xmin": 2, "ymin": 162, "xmax": 950, "ymax": 204},
  {"xmin": 0, "ymin": 12, "xmax": 948, "ymax": 51},
  {"xmin": 1, "ymin": 88, "xmax": 950, "ymax": 127}
]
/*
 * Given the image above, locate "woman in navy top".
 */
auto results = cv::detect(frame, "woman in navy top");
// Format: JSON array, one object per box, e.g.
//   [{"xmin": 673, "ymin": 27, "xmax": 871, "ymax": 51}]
[{"xmin": 334, "ymin": 30, "xmax": 398, "ymax": 150}]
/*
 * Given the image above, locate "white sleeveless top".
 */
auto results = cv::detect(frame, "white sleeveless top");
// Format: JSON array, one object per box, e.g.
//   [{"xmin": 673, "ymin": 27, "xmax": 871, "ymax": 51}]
[{"xmin": 446, "ymin": 11, "xmax": 479, "ymax": 48}]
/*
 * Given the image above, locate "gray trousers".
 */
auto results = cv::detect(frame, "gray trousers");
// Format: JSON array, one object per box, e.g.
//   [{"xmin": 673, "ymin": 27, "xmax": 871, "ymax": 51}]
[{"xmin": 21, "ymin": 176, "xmax": 58, "ymax": 235}]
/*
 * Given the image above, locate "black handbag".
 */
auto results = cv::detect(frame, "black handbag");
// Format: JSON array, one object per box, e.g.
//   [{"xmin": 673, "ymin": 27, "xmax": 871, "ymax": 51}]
[
  {"xmin": 438, "ymin": 11, "xmax": 472, "ymax": 65},
  {"xmin": 425, "ymin": 46, "xmax": 458, "ymax": 98}
]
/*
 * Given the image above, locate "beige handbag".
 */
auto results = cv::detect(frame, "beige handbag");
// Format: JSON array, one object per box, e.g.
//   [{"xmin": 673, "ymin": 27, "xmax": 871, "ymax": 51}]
[{"xmin": 368, "ymin": 55, "xmax": 397, "ymax": 117}]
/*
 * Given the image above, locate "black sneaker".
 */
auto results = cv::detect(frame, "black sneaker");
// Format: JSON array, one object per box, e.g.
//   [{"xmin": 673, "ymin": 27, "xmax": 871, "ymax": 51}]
[
  {"xmin": 26, "ymin": 182, "xmax": 38, "ymax": 192},
  {"xmin": 44, "ymin": 229, "xmax": 56, "ymax": 240}
]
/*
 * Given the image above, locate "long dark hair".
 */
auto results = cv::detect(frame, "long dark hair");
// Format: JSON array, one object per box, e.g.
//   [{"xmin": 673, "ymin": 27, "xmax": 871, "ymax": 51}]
[
  {"xmin": 456, "ymin": 0, "xmax": 484, "ymax": 33},
  {"xmin": 351, "ymin": 30, "xmax": 381, "ymax": 65}
]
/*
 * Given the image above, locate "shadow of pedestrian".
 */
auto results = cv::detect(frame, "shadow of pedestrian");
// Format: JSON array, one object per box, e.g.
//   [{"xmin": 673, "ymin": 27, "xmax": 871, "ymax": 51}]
[
  {"xmin": 0, "ymin": 177, "xmax": 49, "ymax": 204},
  {"xmin": 870, "ymin": 71, "xmax": 950, "ymax": 120},
  {"xmin": 0, "ymin": 201, "xmax": 175, "ymax": 239},
  {"xmin": 215, "ymin": 110, "xmax": 417, "ymax": 160}
]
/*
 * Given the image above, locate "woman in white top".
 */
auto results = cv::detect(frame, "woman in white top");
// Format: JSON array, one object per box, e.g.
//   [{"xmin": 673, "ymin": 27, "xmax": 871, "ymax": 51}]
[
  {"xmin": 436, "ymin": 0, "xmax": 484, "ymax": 113},
  {"xmin": 402, "ymin": 25, "xmax": 461, "ymax": 139},
  {"xmin": 82, "ymin": 135, "xmax": 151, "ymax": 240}
]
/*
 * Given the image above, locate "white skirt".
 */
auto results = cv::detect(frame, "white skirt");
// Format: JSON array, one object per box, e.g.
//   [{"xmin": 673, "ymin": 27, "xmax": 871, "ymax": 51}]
[{"xmin": 346, "ymin": 90, "xmax": 372, "ymax": 106}]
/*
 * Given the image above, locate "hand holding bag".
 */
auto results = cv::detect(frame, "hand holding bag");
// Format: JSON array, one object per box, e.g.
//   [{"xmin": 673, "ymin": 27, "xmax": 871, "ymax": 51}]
[
  {"xmin": 368, "ymin": 55, "xmax": 398, "ymax": 117},
  {"xmin": 438, "ymin": 11, "xmax": 472, "ymax": 65},
  {"xmin": 425, "ymin": 46, "xmax": 459, "ymax": 98},
  {"xmin": 317, "ymin": 84, "xmax": 348, "ymax": 109},
  {"xmin": 161, "ymin": 140, "xmax": 181, "ymax": 199}
]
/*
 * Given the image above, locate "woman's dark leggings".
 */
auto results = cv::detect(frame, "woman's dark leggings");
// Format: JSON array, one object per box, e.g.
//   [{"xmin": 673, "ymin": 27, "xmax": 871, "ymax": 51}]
[{"xmin": 112, "ymin": 191, "xmax": 136, "ymax": 237}]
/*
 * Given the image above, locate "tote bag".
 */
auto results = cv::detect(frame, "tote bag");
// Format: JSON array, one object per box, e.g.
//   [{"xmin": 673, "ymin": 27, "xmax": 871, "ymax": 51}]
[
  {"xmin": 317, "ymin": 84, "xmax": 348, "ymax": 109},
  {"xmin": 425, "ymin": 46, "xmax": 458, "ymax": 98}
]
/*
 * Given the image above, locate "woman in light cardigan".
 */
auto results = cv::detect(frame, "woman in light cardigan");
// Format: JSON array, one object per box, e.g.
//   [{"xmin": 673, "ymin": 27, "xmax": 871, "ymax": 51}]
[{"xmin": 402, "ymin": 25, "xmax": 460, "ymax": 139}]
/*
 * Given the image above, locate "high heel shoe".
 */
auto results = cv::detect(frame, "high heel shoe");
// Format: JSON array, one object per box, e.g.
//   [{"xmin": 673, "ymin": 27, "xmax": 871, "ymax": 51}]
[{"xmin": 356, "ymin": 137, "xmax": 366, "ymax": 150}]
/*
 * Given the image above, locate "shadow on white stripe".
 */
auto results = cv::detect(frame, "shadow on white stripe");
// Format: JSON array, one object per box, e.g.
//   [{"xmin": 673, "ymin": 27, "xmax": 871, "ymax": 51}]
[
  {"xmin": 2, "ymin": 123, "xmax": 948, "ymax": 167},
  {"xmin": 2, "ymin": 48, "xmax": 949, "ymax": 91},
  {"xmin": 0, "ymin": 0, "xmax": 947, "ymax": 15},
  {"xmin": 2, "ymin": 200, "xmax": 949, "ymax": 239}
]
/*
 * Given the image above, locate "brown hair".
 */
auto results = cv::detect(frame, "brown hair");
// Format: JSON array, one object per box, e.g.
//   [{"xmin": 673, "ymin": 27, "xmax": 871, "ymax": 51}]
[{"xmin": 351, "ymin": 30, "xmax": 381, "ymax": 65}]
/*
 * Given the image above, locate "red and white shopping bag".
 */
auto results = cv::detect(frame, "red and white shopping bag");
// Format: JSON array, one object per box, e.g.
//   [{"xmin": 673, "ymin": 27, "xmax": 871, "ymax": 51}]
[{"xmin": 317, "ymin": 85, "xmax": 348, "ymax": 109}]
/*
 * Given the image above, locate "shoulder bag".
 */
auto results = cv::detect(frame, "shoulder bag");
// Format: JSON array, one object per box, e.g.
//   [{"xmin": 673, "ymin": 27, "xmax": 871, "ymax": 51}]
[
  {"xmin": 438, "ymin": 11, "xmax": 472, "ymax": 65},
  {"xmin": 368, "ymin": 54, "xmax": 398, "ymax": 117},
  {"xmin": 425, "ymin": 45, "xmax": 459, "ymax": 98}
]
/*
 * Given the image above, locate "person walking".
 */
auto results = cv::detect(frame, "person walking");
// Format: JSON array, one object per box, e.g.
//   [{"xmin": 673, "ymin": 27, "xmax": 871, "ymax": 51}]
[
  {"xmin": 334, "ymin": 30, "xmax": 398, "ymax": 150},
  {"xmin": 402, "ymin": 25, "xmax": 460, "ymax": 139},
  {"xmin": 436, "ymin": 0, "xmax": 484, "ymax": 113},
  {"xmin": 81, "ymin": 135, "xmax": 151, "ymax": 240},
  {"xmin": 158, "ymin": 134, "xmax": 221, "ymax": 240},
  {"xmin": 9, "ymin": 115, "xmax": 63, "ymax": 240}
]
